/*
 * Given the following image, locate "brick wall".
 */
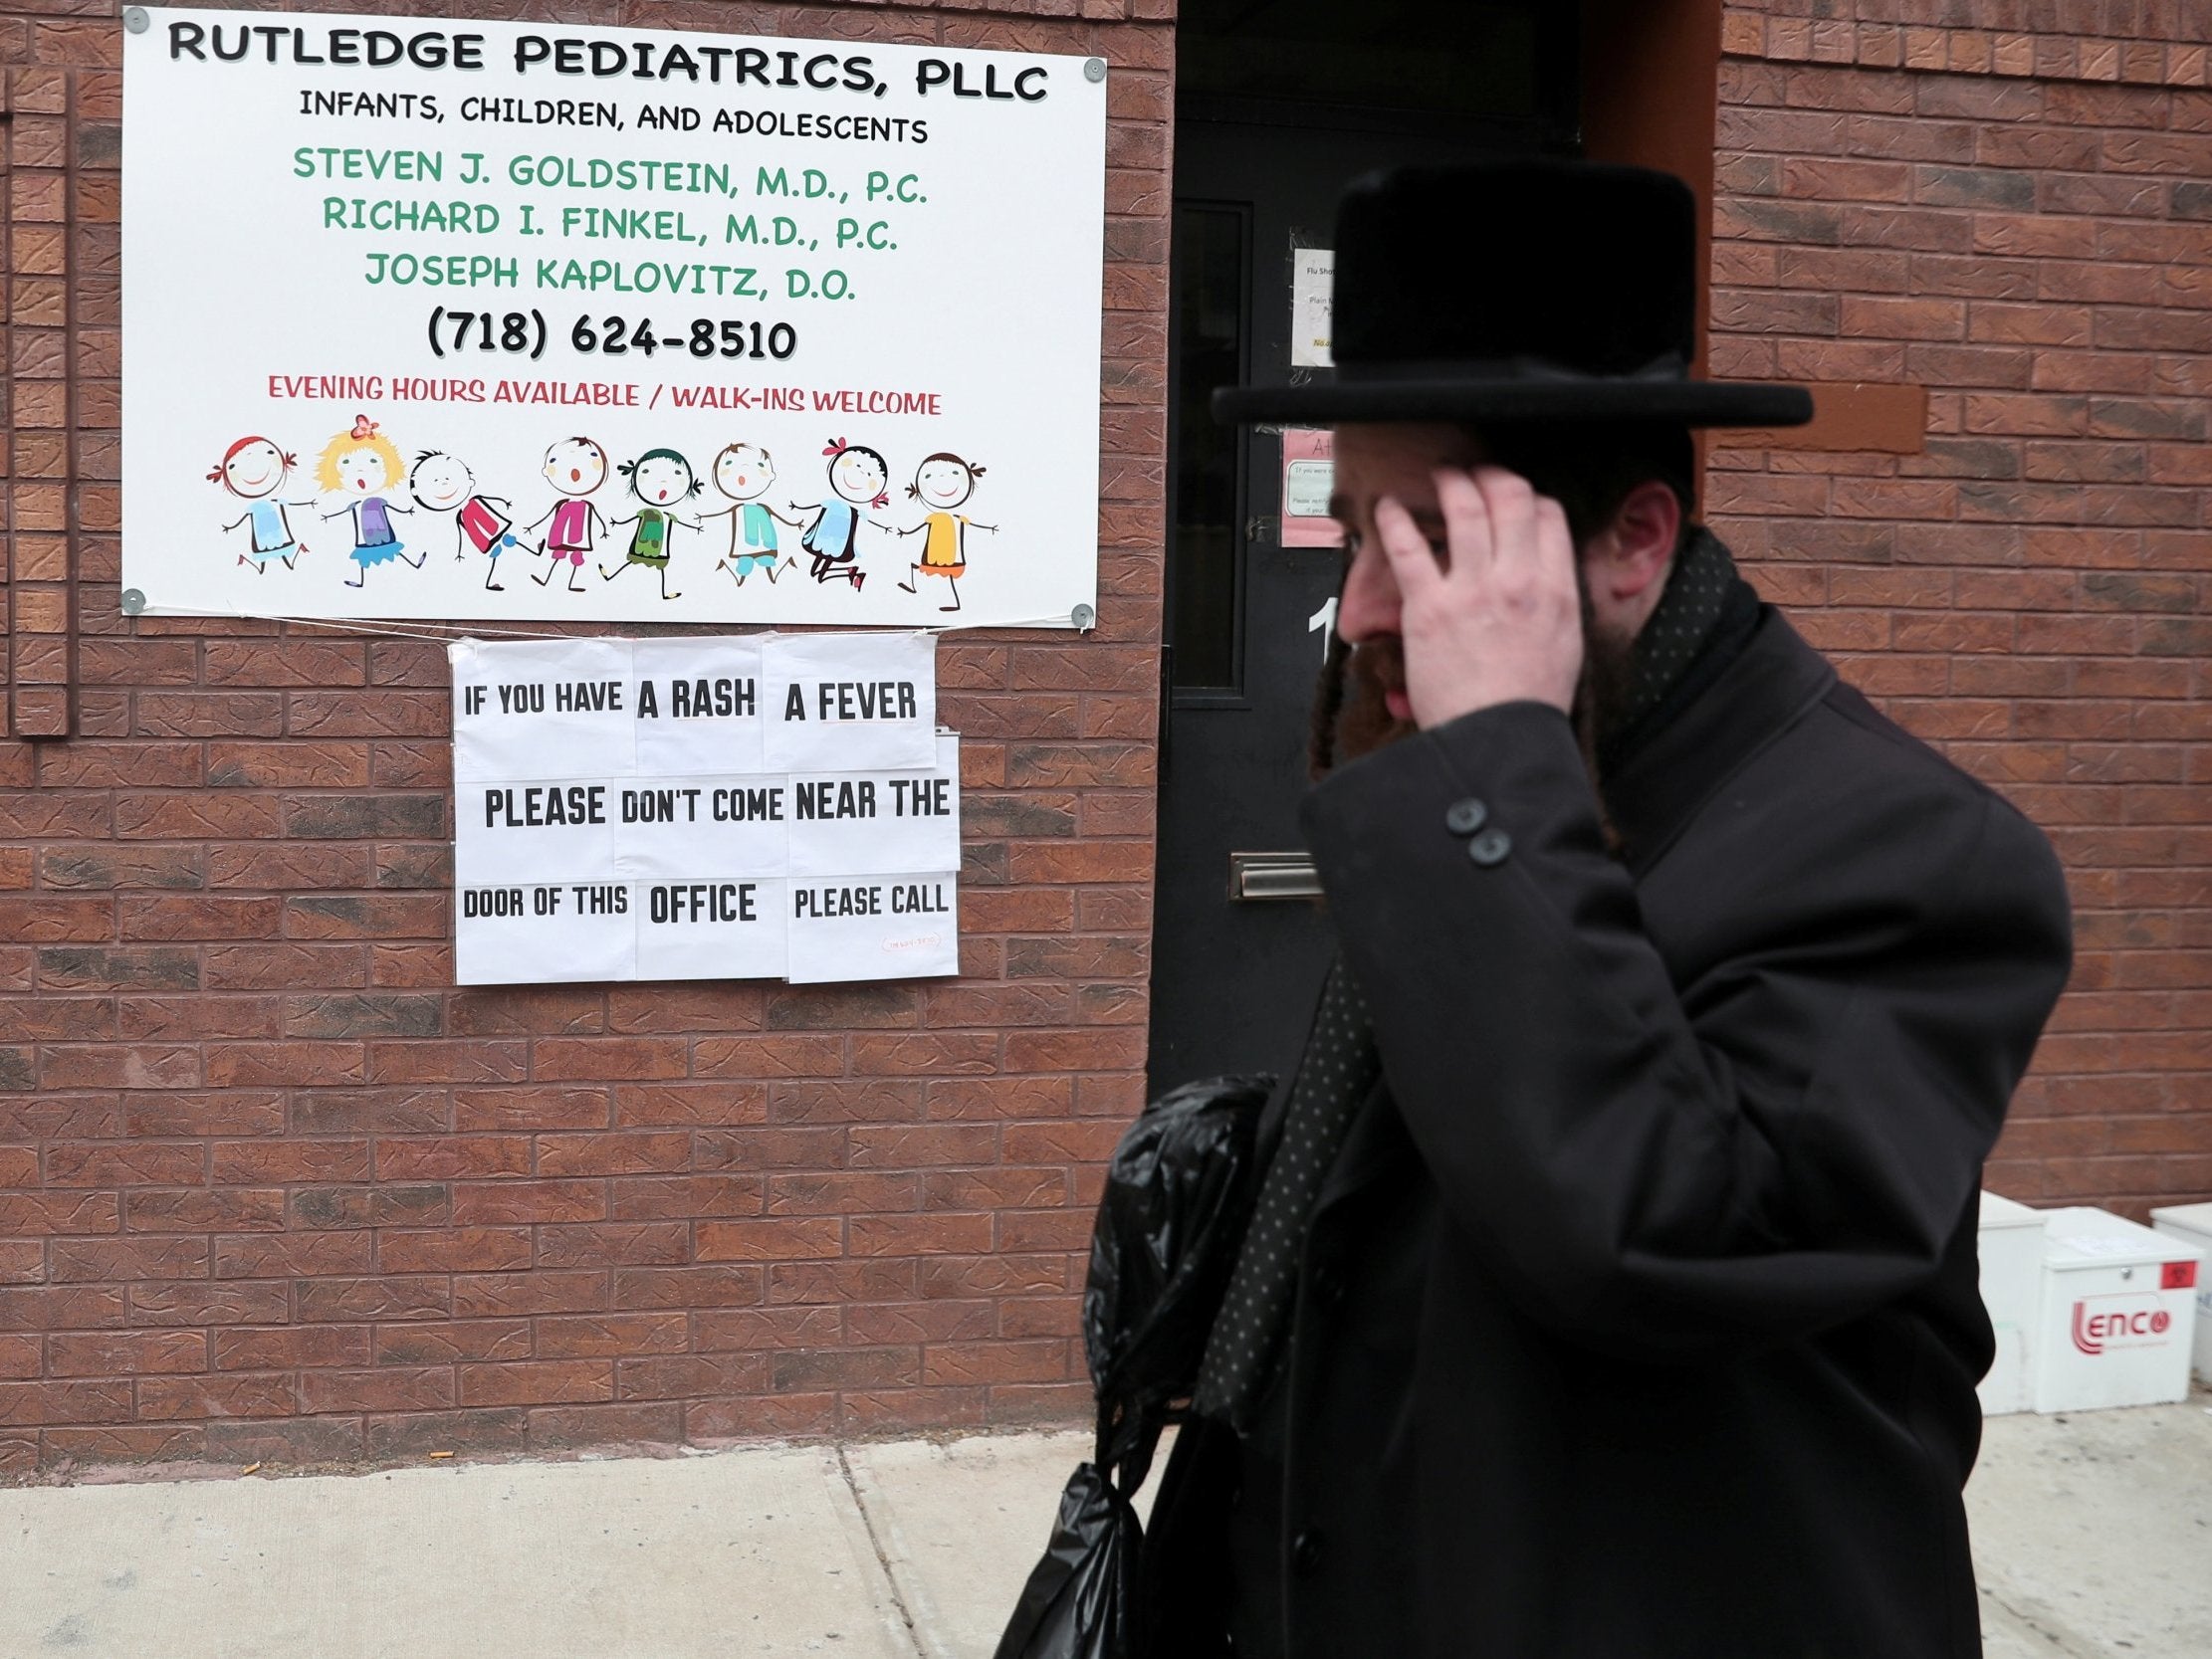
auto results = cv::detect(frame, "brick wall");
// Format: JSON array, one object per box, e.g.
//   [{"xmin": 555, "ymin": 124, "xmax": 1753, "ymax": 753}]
[
  {"xmin": 0, "ymin": 0, "xmax": 1171, "ymax": 1473},
  {"xmin": 1711, "ymin": 3, "xmax": 2212, "ymax": 1215}
]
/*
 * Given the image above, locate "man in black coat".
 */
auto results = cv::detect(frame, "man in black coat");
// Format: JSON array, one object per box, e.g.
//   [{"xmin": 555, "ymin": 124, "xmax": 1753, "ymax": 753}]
[{"xmin": 1141, "ymin": 162, "xmax": 2074, "ymax": 1658}]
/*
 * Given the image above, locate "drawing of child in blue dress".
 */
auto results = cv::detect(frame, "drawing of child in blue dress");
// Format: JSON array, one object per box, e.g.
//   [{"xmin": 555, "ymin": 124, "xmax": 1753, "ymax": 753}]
[
  {"xmin": 316, "ymin": 415, "xmax": 419, "ymax": 588},
  {"xmin": 211, "ymin": 436, "xmax": 313, "ymax": 573},
  {"xmin": 793, "ymin": 438, "xmax": 890, "ymax": 592}
]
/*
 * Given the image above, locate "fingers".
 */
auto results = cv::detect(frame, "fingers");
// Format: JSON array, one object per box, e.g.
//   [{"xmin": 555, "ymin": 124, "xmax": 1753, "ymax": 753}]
[
  {"xmin": 1472, "ymin": 466, "xmax": 1576, "ymax": 599},
  {"xmin": 1460, "ymin": 468, "xmax": 1524, "ymax": 574},
  {"xmin": 1433, "ymin": 469, "xmax": 1494, "ymax": 580},
  {"xmin": 1372, "ymin": 495, "xmax": 1446, "ymax": 606}
]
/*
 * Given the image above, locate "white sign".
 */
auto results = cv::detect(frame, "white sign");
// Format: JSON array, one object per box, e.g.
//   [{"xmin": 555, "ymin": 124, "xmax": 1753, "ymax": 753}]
[
  {"xmin": 1290, "ymin": 248, "xmax": 1334, "ymax": 367},
  {"xmin": 121, "ymin": 9, "xmax": 1105, "ymax": 629},
  {"xmin": 451, "ymin": 632, "xmax": 958, "ymax": 984}
]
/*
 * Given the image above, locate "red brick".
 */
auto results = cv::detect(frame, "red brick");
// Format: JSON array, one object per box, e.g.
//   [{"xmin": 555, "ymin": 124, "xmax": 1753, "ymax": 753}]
[
  {"xmin": 695, "ymin": 1218, "xmax": 844, "ymax": 1262},
  {"xmin": 607, "ymin": 1175, "xmax": 765, "ymax": 1220},
  {"xmin": 368, "ymin": 1321, "xmax": 530, "ymax": 1367},
  {"xmin": 365, "ymin": 1408, "xmax": 526, "ymax": 1460},
  {"xmin": 458, "ymin": 1359, "xmax": 612, "ymax": 1407},
  {"xmin": 204, "ymin": 1417, "xmax": 365, "ymax": 1465},
  {"xmin": 611, "ymin": 1266, "xmax": 766, "ymax": 1310},
  {"xmin": 46, "ymin": 1329, "xmax": 207, "ymax": 1376},
  {"xmin": 136, "ymin": 1372, "xmax": 296, "ymax": 1420},
  {"xmin": 377, "ymin": 1228, "xmax": 534, "ymax": 1274},
  {"xmin": 535, "ymin": 1313, "xmax": 690, "ymax": 1359},
  {"xmin": 451, "ymin": 1271, "xmax": 608, "ymax": 1319},
  {"xmin": 124, "ymin": 1189, "xmax": 287, "ymax": 1234},
  {"xmin": 529, "ymin": 1037, "xmax": 688, "ymax": 1082},
  {"xmin": 535, "ymin": 1132, "xmax": 691, "ymax": 1176},
  {"xmin": 373, "ymin": 1137, "xmax": 531, "ymax": 1181},
  {"xmin": 41, "ymin": 1424, "xmax": 208, "ymax": 1465},
  {"xmin": 695, "ymin": 1306, "xmax": 843, "ymax": 1350},
  {"xmin": 536, "ymin": 1223, "xmax": 689, "ymax": 1269},
  {"xmin": 454, "ymin": 1087, "xmax": 609, "ymax": 1132},
  {"xmin": 615, "ymin": 1352, "xmax": 772, "ymax": 1399},
  {"xmin": 527, "ymin": 1401, "xmax": 684, "ymax": 1449},
  {"xmin": 301, "ymin": 1367, "xmax": 456, "ymax": 1414},
  {"xmin": 448, "ymin": 1179, "xmax": 605, "ymax": 1225},
  {"xmin": 213, "ymin": 1326, "xmax": 372, "ymax": 1371},
  {"xmin": 849, "ymin": 1214, "xmax": 995, "ymax": 1257}
]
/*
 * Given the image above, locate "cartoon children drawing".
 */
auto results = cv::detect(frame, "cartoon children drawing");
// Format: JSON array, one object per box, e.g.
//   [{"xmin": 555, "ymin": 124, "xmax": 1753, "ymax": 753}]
[
  {"xmin": 894, "ymin": 452, "xmax": 997, "ymax": 614},
  {"xmin": 599, "ymin": 448, "xmax": 702, "ymax": 603},
  {"xmin": 792, "ymin": 438, "xmax": 890, "ymax": 592},
  {"xmin": 211, "ymin": 436, "xmax": 313, "ymax": 572},
  {"xmin": 409, "ymin": 451, "xmax": 520, "ymax": 591},
  {"xmin": 704, "ymin": 442, "xmax": 801, "ymax": 587},
  {"xmin": 523, "ymin": 436, "xmax": 610, "ymax": 593},
  {"xmin": 316, "ymin": 415, "xmax": 418, "ymax": 588}
]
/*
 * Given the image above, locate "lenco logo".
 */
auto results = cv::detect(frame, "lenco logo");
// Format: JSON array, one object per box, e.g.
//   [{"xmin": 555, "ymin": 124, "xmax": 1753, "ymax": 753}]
[{"xmin": 2071, "ymin": 1295, "xmax": 2174, "ymax": 1356}]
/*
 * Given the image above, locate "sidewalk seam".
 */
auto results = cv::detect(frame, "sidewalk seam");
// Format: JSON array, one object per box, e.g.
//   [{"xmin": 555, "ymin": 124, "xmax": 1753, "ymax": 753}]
[{"xmin": 837, "ymin": 1442, "xmax": 929, "ymax": 1659}]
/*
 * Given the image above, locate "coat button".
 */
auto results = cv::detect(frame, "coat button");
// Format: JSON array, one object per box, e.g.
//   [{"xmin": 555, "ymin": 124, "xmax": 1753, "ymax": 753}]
[
  {"xmin": 1467, "ymin": 827, "xmax": 1512, "ymax": 867},
  {"xmin": 1444, "ymin": 796, "xmax": 1488, "ymax": 836},
  {"xmin": 1291, "ymin": 1528, "xmax": 1325, "ymax": 1574}
]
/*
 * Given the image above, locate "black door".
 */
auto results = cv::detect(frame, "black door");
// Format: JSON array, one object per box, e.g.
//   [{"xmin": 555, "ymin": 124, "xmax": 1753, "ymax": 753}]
[{"xmin": 1146, "ymin": 5, "xmax": 1579, "ymax": 1094}]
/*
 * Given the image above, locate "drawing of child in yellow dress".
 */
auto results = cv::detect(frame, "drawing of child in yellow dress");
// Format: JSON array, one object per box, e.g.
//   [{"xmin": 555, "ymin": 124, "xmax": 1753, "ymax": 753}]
[{"xmin": 895, "ymin": 452, "xmax": 996, "ymax": 614}]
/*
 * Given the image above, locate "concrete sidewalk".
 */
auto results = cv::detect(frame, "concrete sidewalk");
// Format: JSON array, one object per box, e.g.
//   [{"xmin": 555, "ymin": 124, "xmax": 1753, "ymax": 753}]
[{"xmin": 3, "ymin": 1397, "xmax": 2207, "ymax": 1658}]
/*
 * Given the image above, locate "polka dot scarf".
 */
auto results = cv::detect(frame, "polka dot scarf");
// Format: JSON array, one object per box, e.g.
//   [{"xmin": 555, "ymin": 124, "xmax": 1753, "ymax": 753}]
[
  {"xmin": 1602, "ymin": 527, "xmax": 1760, "ymax": 767},
  {"xmin": 1191, "ymin": 958, "xmax": 1380, "ymax": 1429}
]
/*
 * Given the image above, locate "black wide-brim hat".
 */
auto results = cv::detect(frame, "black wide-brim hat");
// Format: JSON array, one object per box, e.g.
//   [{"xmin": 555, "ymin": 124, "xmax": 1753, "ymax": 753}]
[{"xmin": 1215, "ymin": 160, "xmax": 1814, "ymax": 430}]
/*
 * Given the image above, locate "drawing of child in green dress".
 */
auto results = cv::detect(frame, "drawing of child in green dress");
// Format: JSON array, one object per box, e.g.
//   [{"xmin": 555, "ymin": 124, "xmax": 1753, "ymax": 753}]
[{"xmin": 599, "ymin": 447, "xmax": 701, "ymax": 602}]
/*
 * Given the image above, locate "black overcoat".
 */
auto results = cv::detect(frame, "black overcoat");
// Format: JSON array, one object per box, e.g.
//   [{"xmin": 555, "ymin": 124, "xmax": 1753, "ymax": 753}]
[{"xmin": 1142, "ymin": 608, "xmax": 2074, "ymax": 1659}]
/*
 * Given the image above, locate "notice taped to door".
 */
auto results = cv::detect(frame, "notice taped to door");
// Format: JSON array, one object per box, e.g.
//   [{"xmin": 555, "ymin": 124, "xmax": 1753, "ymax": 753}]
[
  {"xmin": 450, "ymin": 631, "xmax": 958, "ymax": 984},
  {"xmin": 121, "ymin": 8, "xmax": 1104, "ymax": 630}
]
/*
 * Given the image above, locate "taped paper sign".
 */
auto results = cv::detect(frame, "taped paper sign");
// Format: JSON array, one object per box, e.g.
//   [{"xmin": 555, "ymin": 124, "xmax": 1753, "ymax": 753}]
[
  {"xmin": 1278, "ymin": 428, "xmax": 1341, "ymax": 549},
  {"xmin": 451, "ymin": 631, "xmax": 957, "ymax": 983},
  {"xmin": 120, "ymin": 7, "xmax": 1105, "ymax": 629},
  {"xmin": 1290, "ymin": 248, "xmax": 1334, "ymax": 368}
]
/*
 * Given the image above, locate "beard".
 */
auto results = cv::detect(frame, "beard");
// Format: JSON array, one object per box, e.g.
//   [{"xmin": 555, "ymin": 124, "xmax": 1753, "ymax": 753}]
[{"xmin": 1322, "ymin": 591, "xmax": 1640, "ymax": 788}]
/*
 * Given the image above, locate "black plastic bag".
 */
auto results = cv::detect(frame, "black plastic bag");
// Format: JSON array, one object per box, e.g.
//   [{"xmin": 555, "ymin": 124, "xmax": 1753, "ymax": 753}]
[
  {"xmin": 1083, "ymin": 1073, "xmax": 1274, "ymax": 1462},
  {"xmin": 991, "ymin": 1462, "xmax": 1142, "ymax": 1659},
  {"xmin": 994, "ymin": 1073, "xmax": 1275, "ymax": 1659}
]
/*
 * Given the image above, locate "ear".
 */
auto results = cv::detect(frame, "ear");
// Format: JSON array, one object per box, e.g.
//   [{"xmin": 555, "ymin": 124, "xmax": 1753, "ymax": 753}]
[{"xmin": 1585, "ymin": 480, "xmax": 1681, "ymax": 612}]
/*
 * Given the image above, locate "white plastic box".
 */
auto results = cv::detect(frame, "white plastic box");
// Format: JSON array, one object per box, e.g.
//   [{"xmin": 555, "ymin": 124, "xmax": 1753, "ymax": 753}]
[
  {"xmin": 2034, "ymin": 1207, "xmax": 2204, "ymax": 1413},
  {"xmin": 2148, "ymin": 1201, "xmax": 2212, "ymax": 1385},
  {"xmin": 1976, "ymin": 1191, "xmax": 2047, "ymax": 1415}
]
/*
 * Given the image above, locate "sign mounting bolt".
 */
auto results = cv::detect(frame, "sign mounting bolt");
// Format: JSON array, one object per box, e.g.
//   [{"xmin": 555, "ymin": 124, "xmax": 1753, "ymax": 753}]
[
  {"xmin": 1084, "ymin": 58, "xmax": 1107, "ymax": 84},
  {"xmin": 120, "ymin": 588, "xmax": 146, "ymax": 616},
  {"xmin": 124, "ymin": 7, "xmax": 149, "ymax": 32},
  {"xmin": 1071, "ymin": 603, "xmax": 1095, "ymax": 632}
]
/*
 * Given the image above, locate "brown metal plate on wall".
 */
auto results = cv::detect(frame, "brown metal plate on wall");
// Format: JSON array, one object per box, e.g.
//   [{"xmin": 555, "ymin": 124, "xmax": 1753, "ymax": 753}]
[{"xmin": 1712, "ymin": 383, "xmax": 1929, "ymax": 455}]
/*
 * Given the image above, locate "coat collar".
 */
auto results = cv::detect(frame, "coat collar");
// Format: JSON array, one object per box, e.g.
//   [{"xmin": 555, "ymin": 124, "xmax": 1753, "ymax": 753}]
[{"xmin": 1601, "ymin": 606, "xmax": 1836, "ymax": 878}]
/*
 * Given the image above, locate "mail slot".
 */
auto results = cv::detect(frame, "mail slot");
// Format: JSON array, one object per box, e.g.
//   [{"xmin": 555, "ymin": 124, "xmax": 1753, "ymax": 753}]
[{"xmin": 1230, "ymin": 851, "xmax": 1324, "ymax": 902}]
